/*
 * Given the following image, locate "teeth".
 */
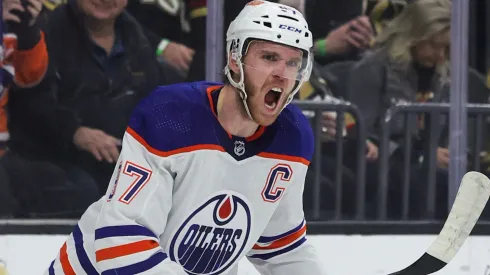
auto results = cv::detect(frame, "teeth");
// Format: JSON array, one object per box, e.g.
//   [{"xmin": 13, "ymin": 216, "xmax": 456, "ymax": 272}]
[
  {"xmin": 271, "ymin": 87, "xmax": 282, "ymax": 93},
  {"xmin": 265, "ymin": 102, "xmax": 277, "ymax": 109}
]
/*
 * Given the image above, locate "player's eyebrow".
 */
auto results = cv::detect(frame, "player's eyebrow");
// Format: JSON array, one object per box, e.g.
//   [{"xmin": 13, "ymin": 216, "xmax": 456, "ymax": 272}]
[
  {"xmin": 259, "ymin": 50, "xmax": 302, "ymax": 63},
  {"xmin": 259, "ymin": 49, "xmax": 279, "ymax": 56}
]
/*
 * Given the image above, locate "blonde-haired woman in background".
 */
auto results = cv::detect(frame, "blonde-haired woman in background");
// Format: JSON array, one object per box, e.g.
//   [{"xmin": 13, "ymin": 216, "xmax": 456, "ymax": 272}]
[
  {"xmin": 345, "ymin": 0, "xmax": 452, "ymax": 220},
  {"xmin": 375, "ymin": 0, "xmax": 451, "ymax": 80}
]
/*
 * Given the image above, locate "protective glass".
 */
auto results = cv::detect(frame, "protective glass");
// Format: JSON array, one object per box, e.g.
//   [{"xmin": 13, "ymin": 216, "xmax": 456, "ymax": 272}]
[{"xmin": 240, "ymin": 50, "xmax": 311, "ymax": 83}]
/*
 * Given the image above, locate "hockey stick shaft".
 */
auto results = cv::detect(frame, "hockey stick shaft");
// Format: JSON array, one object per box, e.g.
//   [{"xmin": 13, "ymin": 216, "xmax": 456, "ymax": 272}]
[{"xmin": 386, "ymin": 171, "xmax": 490, "ymax": 275}]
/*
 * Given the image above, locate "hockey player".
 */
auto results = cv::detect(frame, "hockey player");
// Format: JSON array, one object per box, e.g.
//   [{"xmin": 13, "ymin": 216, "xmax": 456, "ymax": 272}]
[{"xmin": 45, "ymin": 1, "xmax": 327, "ymax": 274}]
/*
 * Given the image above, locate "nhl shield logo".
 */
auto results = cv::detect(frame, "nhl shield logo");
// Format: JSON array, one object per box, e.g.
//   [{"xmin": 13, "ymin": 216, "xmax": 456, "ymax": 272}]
[
  {"xmin": 169, "ymin": 192, "xmax": 252, "ymax": 275},
  {"xmin": 234, "ymin": 141, "xmax": 245, "ymax": 156}
]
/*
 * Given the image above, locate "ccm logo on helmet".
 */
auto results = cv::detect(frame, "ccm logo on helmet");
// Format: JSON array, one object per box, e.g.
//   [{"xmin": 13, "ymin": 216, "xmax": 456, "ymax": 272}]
[{"xmin": 279, "ymin": 24, "xmax": 302, "ymax": 33}]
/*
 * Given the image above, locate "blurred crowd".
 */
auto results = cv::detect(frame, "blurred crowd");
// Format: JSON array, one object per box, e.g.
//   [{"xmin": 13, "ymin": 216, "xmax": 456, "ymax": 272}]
[{"xmin": 0, "ymin": 0, "xmax": 489, "ymax": 221}]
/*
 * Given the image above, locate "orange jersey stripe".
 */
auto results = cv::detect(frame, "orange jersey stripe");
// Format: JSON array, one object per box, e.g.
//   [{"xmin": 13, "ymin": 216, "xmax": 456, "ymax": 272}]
[
  {"xmin": 126, "ymin": 126, "xmax": 226, "ymax": 157},
  {"xmin": 59, "ymin": 242, "xmax": 76, "ymax": 275},
  {"xmin": 96, "ymin": 240, "xmax": 160, "ymax": 262},
  {"xmin": 252, "ymin": 224, "xmax": 307, "ymax": 250},
  {"xmin": 127, "ymin": 127, "xmax": 309, "ymax": 164},
  {"xmin": 257, "ymin": 152, "xmax": 310, "ymax": 166},
  {"xmin": 14, "ymin": 31, "xmax": 48, "ymax": 87},
  {"xmin": 246, "ymin": 125, "xmax": 266, "ymax": 142}
]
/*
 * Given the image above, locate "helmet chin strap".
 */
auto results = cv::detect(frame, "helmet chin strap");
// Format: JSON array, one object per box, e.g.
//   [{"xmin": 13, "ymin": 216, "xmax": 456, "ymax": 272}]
[{"xmin": 225, "ymin": 56, "xmax": 256, "ymax": 122}]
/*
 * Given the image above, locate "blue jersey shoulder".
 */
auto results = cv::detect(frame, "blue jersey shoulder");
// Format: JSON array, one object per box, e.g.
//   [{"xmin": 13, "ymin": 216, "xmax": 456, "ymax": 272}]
[
  {"xmin": 266, "ymin": 103, "xmax": 314, "ymax": 163},
  {"xmin": 127, "ymin": 81, "xmax": 223, "ymax": 152}
]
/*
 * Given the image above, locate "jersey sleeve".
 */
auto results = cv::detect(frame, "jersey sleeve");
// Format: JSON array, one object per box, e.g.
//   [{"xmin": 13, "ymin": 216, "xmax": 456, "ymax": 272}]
[
  {"xmin": 12, "ymin": 31, "xmax": 48, "ymax": 87},
  {"xmin": 246, "ymin": 166, "xmax": 327, "ymax": 275},
  {"xmin": 93, "ymin": 106, "xmax": 187, "ymax": 274}
]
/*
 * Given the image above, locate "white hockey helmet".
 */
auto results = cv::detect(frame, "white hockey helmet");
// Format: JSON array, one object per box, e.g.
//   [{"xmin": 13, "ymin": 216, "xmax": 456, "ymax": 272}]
[{"xmin": 224, "ymin": 0, "xmax": 313, "ymax": 119}]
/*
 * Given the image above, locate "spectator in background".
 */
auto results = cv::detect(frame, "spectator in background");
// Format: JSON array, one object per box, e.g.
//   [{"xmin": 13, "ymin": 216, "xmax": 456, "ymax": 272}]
[
  {"xmin": 7, "ymin": 0, "xmax": 180, "ymax": 199},
  {"xmin": 126, "ymin": 0, "xmax": 194, "ymax": 76},
  {"xmin": 1, "ymin": 0, "xmax": 48, "ymax": 155},
  {"xmin": 0, "ymin": 0, "xmax": 56, "ymax": 218},
  {"xmin": 345, "ymin": 0, "xmax": 451, "ymax": 219},
  {"xmin": 306, "ymin": 0, "xmax": 375, "ymax": 65},
  {"xmin": 296, "ymin": 62, "xmax": 379, "ymax": 219}
]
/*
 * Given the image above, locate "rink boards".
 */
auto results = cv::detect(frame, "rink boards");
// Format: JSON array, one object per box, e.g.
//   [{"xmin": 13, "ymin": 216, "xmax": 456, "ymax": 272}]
[{"xmin": 0, "ymin": 234, "xmax": 489, "ymax": 274}]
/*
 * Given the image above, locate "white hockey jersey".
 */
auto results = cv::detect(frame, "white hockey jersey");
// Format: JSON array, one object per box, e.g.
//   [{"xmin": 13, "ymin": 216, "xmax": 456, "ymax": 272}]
[{"xmin": 45, "ymin": 81, "xmax": 327, "ymax": 275}]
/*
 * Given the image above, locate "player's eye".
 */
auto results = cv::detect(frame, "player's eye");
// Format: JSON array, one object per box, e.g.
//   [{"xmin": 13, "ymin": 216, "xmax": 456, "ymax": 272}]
[
  {"xmin": 286, "ymin": 60, "xmax": 300, "ymax": 68},
  {"xmin": 262, "ymin": 54, "xmax": 278, "ymax": 62}
]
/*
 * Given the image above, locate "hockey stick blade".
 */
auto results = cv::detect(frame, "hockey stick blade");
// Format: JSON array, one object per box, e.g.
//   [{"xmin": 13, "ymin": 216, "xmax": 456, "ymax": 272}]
[{"xmin": 386, "ymin": 171, "xmax": 490, "ymax": 275}]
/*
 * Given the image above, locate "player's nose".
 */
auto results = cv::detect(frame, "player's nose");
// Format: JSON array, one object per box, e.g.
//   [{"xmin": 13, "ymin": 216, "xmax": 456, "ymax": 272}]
[{"xmin": 270, "ymin": 62, "xmax": 288, "ymax": 78}]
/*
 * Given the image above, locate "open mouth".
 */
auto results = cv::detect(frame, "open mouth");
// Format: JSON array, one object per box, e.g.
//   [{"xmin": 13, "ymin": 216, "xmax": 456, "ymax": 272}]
[{"xmin": 264, "ymin": 87, "xmax": 282, "ymax": 110}]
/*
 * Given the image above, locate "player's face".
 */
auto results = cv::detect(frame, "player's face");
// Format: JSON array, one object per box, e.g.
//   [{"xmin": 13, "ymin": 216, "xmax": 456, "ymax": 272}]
[
  {"xmin": 241, "ymin": 41, "xmax": 302, "ymax": 126},
  {"xmin": 77, "ymin": 0, "xmax": 127, "ymax": 21}
]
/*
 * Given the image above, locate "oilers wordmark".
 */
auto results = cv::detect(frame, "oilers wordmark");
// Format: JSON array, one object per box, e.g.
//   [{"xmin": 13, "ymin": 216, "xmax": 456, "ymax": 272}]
[
  {"xmin": 178, "ymin": 224, "xmax": 243, "ymax": 273},
  {"xmin": 170, "ymin": 193, "xmax": 252, "ymax": 275}
]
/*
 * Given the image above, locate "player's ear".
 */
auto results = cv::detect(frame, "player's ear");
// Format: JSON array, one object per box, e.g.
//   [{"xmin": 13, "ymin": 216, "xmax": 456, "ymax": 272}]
[{"xmin": 228, "ymin": 53, "xmax": 240, "ymax": 75}]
